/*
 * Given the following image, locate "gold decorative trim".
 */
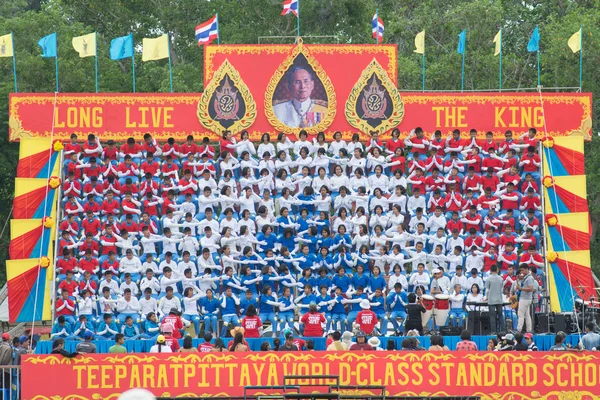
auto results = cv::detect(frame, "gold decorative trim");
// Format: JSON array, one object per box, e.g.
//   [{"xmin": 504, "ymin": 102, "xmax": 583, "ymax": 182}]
[
  {"xmin": 197, "ymin": 59, "xmax": 257, "ymax": 134},
  {"xmin": 205, "ymin": 44, "xmax": 397, "ymax": 83},
  {"xmin": 263, "ymin": 39, "xmax": 337, "ymax": 137},
  {"xmin": 345, "ymin": 58, "xmax": 405, "ymax": 134},
  {"xmin": 570, "ymin": 115, "xmax": 592, "ymax": 140}
]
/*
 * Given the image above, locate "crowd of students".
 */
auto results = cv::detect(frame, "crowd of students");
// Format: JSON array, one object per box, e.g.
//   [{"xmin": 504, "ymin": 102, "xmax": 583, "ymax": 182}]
[{"xmin": 51, "ymin": 126, "xmax": 545, "ymax": 342}]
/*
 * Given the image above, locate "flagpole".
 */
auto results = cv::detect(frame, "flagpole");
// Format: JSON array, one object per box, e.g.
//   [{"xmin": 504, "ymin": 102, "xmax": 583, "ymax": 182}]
[
  {"xmin": 421, "ymin": 52, "xmax": 425, "ymax": 92},
  {"xmin": 297, "ymin": 0, "xmax": 300, "ymax": 37},
  {"xmin": 130, "ymin": 34, "xmax": 136, "ymax": 93},
  {"xmin": 216, "ymin": 14, "xmax": 220, "ymax": 45},
  {"xmin": 579, "ymin": 25, "xmax": 583, "ymax": 90},
  {"xmin": 536, "ymin": 50, "xmax": 540, "ymax": 87},
  {"xmin": 94, "ymin": 32, "xmax": 99, "ymax": 93},
  {"xmin": 55, "ymin": 34, "xmax": 59, "ymax": 92},
  {"xmin": 375, "ymin": 9, "xmax": 379, "ymax": 44},
  {"xmin": 460, "ymin": 50, "xmax": 465, "ymax": 92},
  {"xmin": 167, "ymin": 34, "xmax": 173, "ymax": 93},
  {"xmin": 499, "ymin": 29, "xmax": 502, "ymax": 91},
  {"xmin": 10, "ymin": 32, "xmax": 17, "ymax": 92}
]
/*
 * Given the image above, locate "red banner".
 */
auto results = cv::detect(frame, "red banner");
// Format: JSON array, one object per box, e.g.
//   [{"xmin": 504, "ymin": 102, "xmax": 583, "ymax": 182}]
[
  {"xmin": 7, "ymin": 44, "xmax": 592, "ymax": 142},
  {"xmin": 21, "ymin": 351, "xmax": 600, "ymax": 399}
]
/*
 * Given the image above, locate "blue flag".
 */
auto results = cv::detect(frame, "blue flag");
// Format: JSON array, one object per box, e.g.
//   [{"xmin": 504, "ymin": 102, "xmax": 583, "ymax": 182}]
[
  {"xmin": 38, "ymin": 33, "xmax": 57, "ymax": 58},
  {"xmin": 457, "ymin": 29, "xmax": 466, "ymax": 54},
  {"xmin": 110, "ymin": 35, "xmax": 134, "ymax": 60},
  {"xmin": 527, "ymin": 26, "xmax": 540, "ymax": 52}
]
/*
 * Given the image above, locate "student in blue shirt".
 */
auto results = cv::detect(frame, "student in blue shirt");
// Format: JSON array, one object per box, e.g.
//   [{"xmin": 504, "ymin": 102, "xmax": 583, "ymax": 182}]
[
  {"xmin": 332, "ymin": 225, "xmax": 352, "ymax": 252},
  {"xmin": 296, "ymin": 209, "xmax": 311, "ymax": 233},
  {"xmin": 277, "ymin": 287, "xmax": 295, "ymax": 336},
  {"xmin": 316, "ymin": 285, "xmax": 334, "ymax": 332},
  {"xmin": 73, "ymin": 315, "xmax": 92, "ymax": 340},
  {"xmin": 296, "ymin": 187, "xmax": 315, "ymax": 215},
  {"xmin": 51, "ymin": 316, "xmax": 77, "ymax": 341},
  {"xmin": 351, "ymin": 264, "xmax": 370, "ymax": 291},
  {"xmin": 277, "ymin": 228, "xmax": 297, "ymax": 253},
  {"xmin": 256, "ymin": 225, "xmax": 277, "ymax": 255},
  {"xmin": 259, "ymin": 286, "xmax": 279, "ymax": 328},
  {"xmin": 240, "ymin": 289, "xmax": 259, "ymax": 317},
  {"xmin": 141, "ymin": 312, "xmax": 160, "ymax": 340},
  {"xmin": 315, "ymin": 268, "xmax": 332, "ymax": 291},
  {"xmin": 200, "ymin": 289, "xmax": 219, "ymax": 335},
  {"xmin": 121, "ymin": 316, "xmax": 141, "ymax": 340},
  {"xmin": 318, "ymin": 227, "xmax": 333, "ymax": 251},
  {"xmin": 333, "ymin": 246, "xmax": 354, "ymax": 271},
  {"xmin": 387, "ymin": 283, "xmax": 408, "ymax": 335},
  {"xmin": 354, "ymin": 246, "xmax": 370, "ymax": 272},
  {"xmin": 96, "ymin": 313, "xmax": 119, "ymax": 340},
  {"xmin": 328, "ymin": 287, "xmax": 347, "ymax": 333},
  {"xmin": 240, "ymin": 266, "xmax": 262, "ymax": 300},
  {"xmin": 332, "ymin": 266, "xmax": 351, "ymax": 294},
  {"xmin": 316, "ymin": 247, "xmax": 334, "ymax": 272},
  {"xmin": 369, "ymin": 288, "xmax": 388, "ymax": 336},
  {"xmin": 369, "ymin": 266, "xmax": 387, "ymax": 294},
  {"xmin": 276, "ymin": 208, "xmax": 297, "ymax": 235},
  {"xmin": 299, "ymin": 269, "xmax": 316, "ymax": 290},
  {"xmin": 296, "ymin": 226, "xmax": 319, "ymax": 254},
  {"xmin": 220, "ymin": 287, "xmax": 240, "ymax": 337},
  {"xmin": 294, "ymin": 244, "xmax": 316, "ymax": 272},
  {"xmin": 343, "ymin": 286, "xmax": 368, "ymax": 328}
]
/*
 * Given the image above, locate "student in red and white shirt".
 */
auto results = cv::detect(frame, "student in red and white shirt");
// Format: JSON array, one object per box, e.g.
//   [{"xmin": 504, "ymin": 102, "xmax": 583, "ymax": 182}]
[
  {"xmin": 482, "ymin": 148, "xmax": 504, "ymax": 172},
  {"xmin": 102, "ymin": 140, "xmax": 119, "ymax": 162},
  {"xmin": 354, "ymin": 300, "xmax": 378, "ymax": 335},
  {"xmin": 62, "ymin": 172, "xmax": 82, "ymax": 198},
  {"xmin": 179, "ymin": 135, "xmax": 198, "ymax": 158},
  {"xmin": 198, "ymin": 332, "xmax": 215, "ymax": 352},
  {"xmin": 142, "ymin": 133, "xmax": 162, "ymax": 156},
  {"xmin": 519, "ymin": 146, "xmax": 541, "ymax": 175},
  {"xmin": 241, "ymin": 305, "xmax": 262, "ymax": 338},
  {"xmin": 63, "ymin": 134, "xmax": 81, "ymax": 157},
  {"xmin": 120, "ymin": 138, "xmax": 142, "ymax": 159},
  {"xmin": 82, "ymin": 134, "xmax": 103, "ymax": 159},
  {"xmin": 519, "ymin": 188, "xmax": 541, "ymax": 212},
  {"xmin": 117, "ymin": 155, "xmax": 140, "ymax": 184},
  {"xmin": 300, "ymin": 303, "xmax": 326, "ymax": 337},
  {"xmin": 404, "ymin": 127, "xmax": 429, "ymax": 158}
]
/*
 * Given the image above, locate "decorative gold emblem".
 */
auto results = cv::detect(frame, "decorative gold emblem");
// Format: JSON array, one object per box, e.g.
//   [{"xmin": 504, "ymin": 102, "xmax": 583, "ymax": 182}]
[
  {"xmin": 345, "ymin": 58, "xmax": 404, "ymax": 134},
  {"xmin": 264, "ymin": 38, "xmax": 336, "ymax": 137},
  {"xmin": 197, "ymin": 59, "xmax": 256, "ymax": 134}
]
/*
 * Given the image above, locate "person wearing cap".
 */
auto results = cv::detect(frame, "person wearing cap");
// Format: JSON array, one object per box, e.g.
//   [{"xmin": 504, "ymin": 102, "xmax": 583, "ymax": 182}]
[
  {"xmin": 159, "ymin": 323, "xmax": 181, "ymax": 352},
  {"xmin": 430, "ymin": 267, "xmax": 451, "ymax": 295},
  {"xmin": 278, "ymin": 332, "xmax": 299, "ymax": 352},
  {"xmin": 349, "ymin": 331, "xmax": 373, "ymax": 351},
  {"xmin": 75, "ymin": 331, "xmax": 97, "ymax": 354},
  {"xmin": 13, "ymin": 336, "xmax": 31, "ymax": 365},
  {"xmin": 368, "ymin": 337, "xmax": 383, "ymax": 351},
  {"xmin": 300, "ymin": 303, "xmax": 326, "ymax": 338},
  {"xmin": 162, "ymin": 307, "xmax": 187, "ymax": 340},
  {"xmin": 149, "ymin": 335, "xmax": 173, "ymax": 353},
  {"xmin": 341, "ymin": 331, "xmax": 354, "ymax": 348},
  {"xmin": 354, "ymin": 299, "xmax": 378, "ymax": 335},
  {"xmin": 524, "ymin": 333, "xmax": 538, "ymax": 351},
  {"xmin": 498, "ymin": 333, "xmax": 515, "ymax": 351}
]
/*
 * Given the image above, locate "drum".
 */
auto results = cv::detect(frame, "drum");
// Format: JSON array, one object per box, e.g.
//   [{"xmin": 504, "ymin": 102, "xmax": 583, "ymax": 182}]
[
  {"xmin": 421, "ymin": 294, "xmax": 434, "ymax": 328},
  {"xmin": 575, "ymin": 298, "xmax": 587, "ymax": 312},
  {"xmin": 434, "ymin": 294, "xmax": 450, "ymax": 326}
]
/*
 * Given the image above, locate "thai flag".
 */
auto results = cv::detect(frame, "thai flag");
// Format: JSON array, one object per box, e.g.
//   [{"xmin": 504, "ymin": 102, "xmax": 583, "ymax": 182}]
[
  {"xmin": 282, "ymin": 0, "xmax": 299, "ymax": 17},
  {"xmin": 196, "ymin": 15, "xmax": 219, "ymax": 46},
  {"xmin": 372, "ymin": 12, "xmax": 384, "ymax": 41}
]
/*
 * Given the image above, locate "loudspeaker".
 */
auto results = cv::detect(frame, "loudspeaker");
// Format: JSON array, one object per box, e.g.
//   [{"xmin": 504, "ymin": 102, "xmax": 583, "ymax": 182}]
[
  {"xmin": 536, "ymin": 313, "xmax": 553, "ymax": 333},
  {"xmin": 439, "ymin": 325, "xmax": 462, "ymax": 336},
  {"xmin": 554, "ymin": 313, "xmax": 573, "ymax": 334},
  {"xmin": 468, "ymin": 311, "xmax": 491, "ymax": 335}
]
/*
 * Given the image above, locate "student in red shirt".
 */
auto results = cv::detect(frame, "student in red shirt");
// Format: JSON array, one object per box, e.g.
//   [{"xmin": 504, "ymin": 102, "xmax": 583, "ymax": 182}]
[
  {"xmin": 161, "ymin": 155, "xmax": 180, "ymax": 182},
  {"xmin": 404, "ymin": 127, "xmax": 429, "ymax": 159},
  {"xmin": 179, "ymin": 135, "xmax": 198, "ymax": 158},
  {"xmin": 162, "ymin": 308, "xmax": 185, "ymax": 339},
  {"xmin": 198, "ymin": 332, "xmax": 214, "ymax": 352},
  {"xmin": 117, "ymin": 155, "xmax": 140, "ymax": 185},
  {"xmin": 59, "ymin": 214, "xmax": 79, "ymax": 237},
  {"xmin": 64, "ymin": 133, "xmax": 82, "ymax": 156},
  {"xmin": 102, "ymin": 140, "xmax": 118, "ymax": 162},
  {"xmin": 385, "ymin": 128, "xmax": 404, "ymax": 155},
  {"xmin": 300, "ymin": 303, "xmax": 326, "ymax": 337},
  {"xmin": 81, "ymin": 211, "xmax": 101, "ymax": 236},
  {"xmin": 354, "ymin": 300, "xmax": 378, "ymax": 335},
  {"xmin": 62, "ymin": 172, "xmax": 82, "ymax": 198},
  {"xmin": 56, "ymin": 289, "xmax": 76, "ymax": 326},
  {"xmin": 198, "ymin": 137, "xmax": 216, "ymax": 158},
  {"xmin": 57, "ymin": 248, "xmax": 78, "ymax": 275},
  {"xmin": 241, "ymin": 305, "xmax": 263, "ymax": 338},
  {"xmin": 58, "ymin": 270, "xmax": 79, "ymax": 298},
  {"xmin": 79, "ymin": 233, "xmax": 99, "ymax": 257},
  {"xmin": 142, "ymin": 133, "xmax": 161, "ymax": 156},
  {"xmin": 160, "ymin": 324, "xmax": 181, "ymax": 352},
  {"xmin": 79, "ymin": 249, "xmax": 100, "ymax": 275}
]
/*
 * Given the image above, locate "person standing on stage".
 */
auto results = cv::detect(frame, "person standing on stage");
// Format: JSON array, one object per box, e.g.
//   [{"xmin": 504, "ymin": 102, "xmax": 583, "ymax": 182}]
[
  {"xmin": 485, "ymin": 265, "xmax": 505, "ymax": 335},
  {"xmin": 513, "ymin": 264, "xmax": 535, "ymax": 333}
]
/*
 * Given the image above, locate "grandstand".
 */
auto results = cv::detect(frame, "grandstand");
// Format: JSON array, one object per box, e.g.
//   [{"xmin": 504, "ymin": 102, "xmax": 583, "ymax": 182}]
[{"xmin": 47, "ymin": 126, "xmax": 548, "ymax": 342}]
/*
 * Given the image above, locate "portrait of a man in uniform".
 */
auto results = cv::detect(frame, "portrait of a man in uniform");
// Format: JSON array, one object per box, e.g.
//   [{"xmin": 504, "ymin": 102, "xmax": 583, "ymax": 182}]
[{"xmin": 271, "ymin": 64, "xmax": 329, "ymax": 128}]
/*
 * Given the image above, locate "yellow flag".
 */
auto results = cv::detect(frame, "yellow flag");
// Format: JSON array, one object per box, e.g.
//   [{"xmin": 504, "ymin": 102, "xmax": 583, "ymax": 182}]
[
  {"xmin": 493, "ymin": 30, "xmax": 501, "ymax": 56},
  {"xmin": 72, "ymin": 32, "xmax": 97, "ymax": 58},
  {"xmin": 568, "ymin": 29, "xmax": 581, "ymax": 53},
  {"xmin": 414, "ymin": 30, "xmax": 425, "ymax": 54},
  {"xmin": 0, "ymin": 34, "xmax": 14, "ymax": 58},
  {"xmin": 142, "ymin": 34, "xmax": 169, "ymax": 61}
]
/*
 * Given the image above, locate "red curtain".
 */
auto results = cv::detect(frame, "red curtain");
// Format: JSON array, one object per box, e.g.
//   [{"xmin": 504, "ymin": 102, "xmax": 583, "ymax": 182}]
[
  {"xmin": 12, "ymin": 186, "xmax": 47, "ymax": 219},
  {"xmin": 552, "ymin": 145, "xmax": 585, "ymax": 176},
  {"xmin": 7, "ymin": 265, "xmax": 38, "ymax": 322},
  {"xmin": 555, "ymin": 258, "xmax": 595, "ymax": 301},
  {"xmin": 16, "ymin": 151, "xmax": 50, "ymax": 178},
  {"xmin": 556, "ymin": 224, "xmax": 590, "ymax": 251},
  {"xmin": 554, "ymin": 184, "xmax": 589, "ymax": 213},
  {"xmin": 8, "ymin": 225, "xmax": 44, "ymax": 260}
]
